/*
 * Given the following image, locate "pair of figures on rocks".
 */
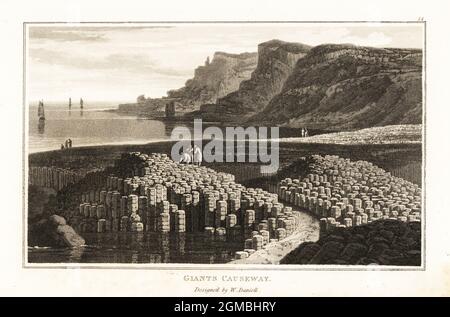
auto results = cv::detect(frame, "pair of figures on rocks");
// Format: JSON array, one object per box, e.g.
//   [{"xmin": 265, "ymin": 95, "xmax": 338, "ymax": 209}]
[
  {"xmin": 179, "ymin": 144, "xmax": 202, "ymax": 166},
  {"xmin": 61, "ymin": 138, "xmax": 73, "ymax": 150}
]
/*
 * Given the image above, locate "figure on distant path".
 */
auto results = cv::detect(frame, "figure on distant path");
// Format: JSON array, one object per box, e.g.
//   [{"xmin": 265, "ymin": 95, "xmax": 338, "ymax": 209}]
[
  {"xmin": 304, "ymin": 128, "xmax": 309, "ymax": 137},
  {"xmin": 301, "ymin": 128, "xmax": 305, "ymax": 138},
  {"xmin": 193, "ymin": 144, "xmax": 202, "ymax": 166},
  {"xmin": 65, "ymin": 139, "xmax": 69, "ymax": 149},
  {"xmin": 68, "ymin": 138, "xmax": 73, "ymax": 148},
  {"xmin": 61, "ymin": 143, "xmax": 65, "ymax": 150}
]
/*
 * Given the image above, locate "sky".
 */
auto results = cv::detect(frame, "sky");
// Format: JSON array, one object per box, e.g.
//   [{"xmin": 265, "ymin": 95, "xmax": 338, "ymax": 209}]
[{"xmin": 27, "ymin": 23, "xmax": 424, "ymax": 103}]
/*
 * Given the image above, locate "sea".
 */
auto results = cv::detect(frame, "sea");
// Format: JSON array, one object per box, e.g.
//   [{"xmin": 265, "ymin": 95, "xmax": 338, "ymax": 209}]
[
  {"xmin": 28, "ymin": 102, "xmax": 312, "ymax": 154},
  {"xmin": 28, "ymin": 102, "xmax": 178, "ymax": 153},
  {"xmin": 28, "ymin": 232, "xmax": 244, "ymax": 264}
]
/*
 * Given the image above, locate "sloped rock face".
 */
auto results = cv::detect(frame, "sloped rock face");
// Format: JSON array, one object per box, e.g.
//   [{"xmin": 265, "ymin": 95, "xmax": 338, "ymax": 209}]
[
  {"xmin": 280, "ymin": 219, "xmax": 421, "ymax": 265},
  {"xmin": 200, "ymin": 40, "xmax": 311, "ymax": 120},
  {"xmin": 29, "ymin": 214, "xmax": 85, "ymax": 248},
  {"xmin": 167, "ymin": 52, "xmax": 258, "ymax": 110},
  {"xmin": 252, "ymin": 44, "xmax": 422, "ymax": 129}
]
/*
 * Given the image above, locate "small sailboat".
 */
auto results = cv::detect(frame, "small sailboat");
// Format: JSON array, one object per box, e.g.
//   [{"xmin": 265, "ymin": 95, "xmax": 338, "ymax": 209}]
[
  {"xmin": 38, "ymin": 100, "xmax": 45, "ymax": 121},
  {"xmin": 80, "ymin": 98, "xmax": 84, "ymax": 109},
  {"xmin": 69, "ymin": 97, "xmax": 72, "ymax": 110}
]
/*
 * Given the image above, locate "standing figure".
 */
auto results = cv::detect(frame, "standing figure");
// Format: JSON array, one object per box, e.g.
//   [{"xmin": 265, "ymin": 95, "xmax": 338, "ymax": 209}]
[
  {"xmin": 301, "ymin": 128, "xmax": 305, "ymax": 138},
  {"xmin": 65, "ymin": 139, "xmax": 69, "ymax": 149},
  {"xmin": 68, "ymin": 138, "xmax": 73, "ymax": 148},
  {"xmin": 193, "ymin": 144, "xmax": 202, "ymax": 166},
  {"xmin": 304, "ymin": 128, "xmax": 309, "ymax": 137}
]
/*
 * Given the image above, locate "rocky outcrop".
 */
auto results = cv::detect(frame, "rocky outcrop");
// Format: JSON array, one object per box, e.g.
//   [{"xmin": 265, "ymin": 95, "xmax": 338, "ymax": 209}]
[
  {"xmin": 252, "ymin": 44, "xmax": 422, "ymax": 129},
  {"xmin": 280, "ymin": 124, "xmax": 422, "ymax": 145},
  {"xmin": 117, "ymin": 97, "xmax": 179, "ymax": 116},
  {"xmin": 167, "ymin": 51, "xmax": 258, "ymax": 110},
  {"xmin": 280, "ymin": 219, "xmax": 421, "ymax": 265},
  {"xmin": 200, "ymin": 40, "xmax": 311, "ymax": 120},
  {"xmin": 29, "ymin": 214, "xmax": 85, "ymax": 248}
]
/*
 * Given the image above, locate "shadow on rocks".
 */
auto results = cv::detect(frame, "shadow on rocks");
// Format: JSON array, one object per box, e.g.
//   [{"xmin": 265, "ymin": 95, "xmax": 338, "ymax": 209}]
[{"xmin": 29, "ymin": 214, "xmax": 85, "ymax": 248}]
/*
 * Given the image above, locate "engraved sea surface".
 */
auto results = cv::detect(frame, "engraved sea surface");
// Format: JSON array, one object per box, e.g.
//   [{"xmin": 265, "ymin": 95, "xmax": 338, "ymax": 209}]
[
  {"xmin": 28, "ymin": 232, "xmax": 245, "ymax": 264},
  {"xmin": 28, "ymin": 103, "xmax": 172, "ymax": 153},
  {"xmin": 28, "ymin": 103, "xmax": 316, "ymax": 154}
]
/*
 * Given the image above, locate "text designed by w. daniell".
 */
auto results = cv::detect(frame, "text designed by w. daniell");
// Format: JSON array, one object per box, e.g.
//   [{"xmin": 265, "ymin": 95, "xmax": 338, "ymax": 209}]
[{"xmin": 183, "ymin": 275, "xmax": 271, "ymax": 294}]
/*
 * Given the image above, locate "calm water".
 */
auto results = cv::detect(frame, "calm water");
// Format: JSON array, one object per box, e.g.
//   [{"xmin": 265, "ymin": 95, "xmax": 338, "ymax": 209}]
[
  {"xmin": 28, "ymin": 232, "xmax": 243, "ymax": 264},
  {"xmin": 28, "ymin": 103, "xmax": 309, "ymax": 154},
  {"xmin": 29, "ymin": 103, "xmax": 175, "ymax": 153}
]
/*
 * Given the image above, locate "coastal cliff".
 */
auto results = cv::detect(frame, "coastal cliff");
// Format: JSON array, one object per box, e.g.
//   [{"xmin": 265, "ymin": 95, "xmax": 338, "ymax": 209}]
[
  {"xmin": 116, "ymin": 97, "xmax": 178, "ymax": 116},
  {"xmin": 251, "ymin": 44, "xmax": 422, "ymax": 129},
  {"xmin": 116, "ymin": 41, "xmax": 422, "ymax": 130},
  {"xmin": 198, "ymin": 40, "xmax": 311, "ymax": 121},
  {"xmin": 116, "ymin": 51, "xmax": 257, "ymax": 116},
  {"xmin": 167, "ymin": 51, "xmax": 258, "ymax": 110}
]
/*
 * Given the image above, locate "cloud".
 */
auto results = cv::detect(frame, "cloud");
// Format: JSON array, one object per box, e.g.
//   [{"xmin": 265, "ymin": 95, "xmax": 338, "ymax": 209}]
[
  {"xmin": 343, "ymin": 31, "xmax": 393, "ymax": 47},
  {"xmin": 29, "ymin": 48, "xmax": 190, "ymax": 77},
  {"xmin": 29, "ymin": 26, "xmax": 175, "ymax": 42},
  {"xmin": 29, "ymin": 27, "xmax": 107, "ymax": 42},
  {"xmin": 27, "ymin": 24, "xmax": 423, "ymax": 101}
]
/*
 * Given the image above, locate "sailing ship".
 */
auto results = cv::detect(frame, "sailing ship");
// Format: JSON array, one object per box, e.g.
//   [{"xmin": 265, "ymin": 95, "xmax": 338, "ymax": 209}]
[
  {"xmin": 69, "ymin": 97, "xmax": 72, "ymax": 109},
  {"xmin": 37, "ymin": 100, "xmax": 45, "ymax": 121},
  {"xmin": 80, "ymin": 98, "xmax": 84, "ymax": 109}
]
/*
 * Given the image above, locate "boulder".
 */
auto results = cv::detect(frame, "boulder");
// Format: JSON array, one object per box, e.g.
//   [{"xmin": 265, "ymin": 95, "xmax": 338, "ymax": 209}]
[
  {"xmin": 339, "ymin": 243, "xmax": 368, "ymax": 264},
  {"xmin": 323, "ymin": 234, "xmax": 346, "ymax": 245},
  {"xmin": 55, "ymin": 224, "xmax": 85, "ymax": 247},
  {"xmin": 48, "ymin": 214, "xmax": 67, "ymax": 227},
  {"xmin": 348, "ymin": 233, "xmax": 366, "ymax": 244},
  {"xmin": 308, "ymin": 241, "xmax": 345, "ymax": 264},
  {"xmin": 356, "ymin": 257, "xmax": 380, "ymax": 265},
  {"xmin": 378, "ymin": 229, "xmax": 395, "ymax": 243},
  {"xmin": 391, "ymin": 236, "xmax": 416, "ymax": 252},
  {"xmin": 280, "ymin": 242, "xmax": 321, "ymax": 264},
  {"xmin": 367, "ymin": 235, "xmax": 390, "ymax": 246},
  {"xmin": 28, "ymin": 214, "xmax": 85, "ymax": 248},
  {"xmin": 377, "ymin": 249, "xmax": 405, "ymax": 265},
  {"xmin": 367, "ymin": 242, "xmax": 390, "ymax": 258}
]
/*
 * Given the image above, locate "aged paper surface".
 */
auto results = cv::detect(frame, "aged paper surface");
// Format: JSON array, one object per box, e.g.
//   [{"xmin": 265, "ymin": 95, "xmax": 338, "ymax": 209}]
[{"xmin": 0, "ymin": 0, "xmax": 449, "ymax": 296}]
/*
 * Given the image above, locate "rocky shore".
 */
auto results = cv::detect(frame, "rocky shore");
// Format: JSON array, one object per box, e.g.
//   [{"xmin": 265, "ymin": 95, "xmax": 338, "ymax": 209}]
[
  {"xmin": 280, "ymin": 125, "xmax": 422, "ymax": 145},
  {"xmin": 280, "ymin": 219, "xmax": 421, "ymax": 265},
  {"xmin": 27, "ymin": 137, "xmax": 422, "ymax": 264}
]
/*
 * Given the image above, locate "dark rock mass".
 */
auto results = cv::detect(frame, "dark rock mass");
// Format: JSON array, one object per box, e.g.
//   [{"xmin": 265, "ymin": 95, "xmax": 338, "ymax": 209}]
[
  {"xmin": 251, "ymin": 44, "xmax": 422, "ymax": 129},
  {"xmin": 29, "ymin": 214, "xmax": 85, "ymax": 248},
  {"xmin": 280, "ymin": 219, "xmax": 421, "ymax": 265}
]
